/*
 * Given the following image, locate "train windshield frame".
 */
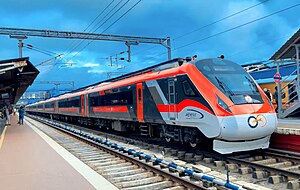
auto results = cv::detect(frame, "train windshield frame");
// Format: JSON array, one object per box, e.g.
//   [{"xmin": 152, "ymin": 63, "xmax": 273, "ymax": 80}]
[{"xmin": 195, "ymin": 58, "xmax": 263, "ymax": 104}]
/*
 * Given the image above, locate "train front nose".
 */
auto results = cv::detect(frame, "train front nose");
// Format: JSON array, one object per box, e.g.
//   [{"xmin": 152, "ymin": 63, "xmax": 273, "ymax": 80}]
[
  {"xmin": 217, "ymin": 113, "xmax": 277, "ymax": 141},
  {"xmin": 213, "ymin": 112, "xmax": 277, "ymax": 154}
]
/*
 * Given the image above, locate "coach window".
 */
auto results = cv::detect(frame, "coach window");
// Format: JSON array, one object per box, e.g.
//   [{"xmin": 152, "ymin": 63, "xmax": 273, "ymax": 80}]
[{"xmin": 182, "ymin": 80, "xmax": 196, "ymax": 96}]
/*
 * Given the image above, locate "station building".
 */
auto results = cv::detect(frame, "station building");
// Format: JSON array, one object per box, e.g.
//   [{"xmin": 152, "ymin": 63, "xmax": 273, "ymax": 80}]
[{"xmin": 243, "ymin": 28, "xmax": 300, "ymax": 118}]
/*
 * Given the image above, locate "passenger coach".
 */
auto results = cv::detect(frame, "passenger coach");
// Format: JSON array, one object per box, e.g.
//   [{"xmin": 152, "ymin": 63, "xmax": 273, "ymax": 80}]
[{"xmin": 26, "ymin": 57, "xmax": 277, "ymax": 154}]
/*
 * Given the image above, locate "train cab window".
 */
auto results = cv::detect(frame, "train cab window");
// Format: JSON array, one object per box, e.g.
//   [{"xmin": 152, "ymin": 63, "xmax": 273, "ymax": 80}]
[
  {"xmin": 182, "ymin": 80, "xmax": 196, "ymax": 96},
  {"xmin": 195, "ymin": 58, "xmax": 263, "ymax": 104}
]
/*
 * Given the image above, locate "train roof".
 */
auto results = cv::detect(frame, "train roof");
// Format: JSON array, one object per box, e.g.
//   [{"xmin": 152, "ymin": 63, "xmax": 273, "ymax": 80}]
[
  {"xmin": 86, "ymin": 59, "xmax": 193, "ymax": 94},
  {"xmin": 29, "ymin": 57, "xmax": 194, "ymax": 103},
  {"xmin": 63, "ymin": 58, "xmax": 183, "ymax": 94}
]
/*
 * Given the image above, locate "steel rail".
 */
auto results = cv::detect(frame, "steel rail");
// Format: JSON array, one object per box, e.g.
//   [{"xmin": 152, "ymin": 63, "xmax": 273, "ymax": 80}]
[{"xmin": 225, "ymin": 156, "xmax": 300, "ymax": 179}]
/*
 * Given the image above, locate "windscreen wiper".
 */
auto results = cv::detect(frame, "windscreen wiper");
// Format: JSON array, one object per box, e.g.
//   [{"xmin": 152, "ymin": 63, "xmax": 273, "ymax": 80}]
[
  {"xmin": 215, "ymin": 76, "xmax": 234, "ymax": 96},
  {"xmin": 244, "ymin": 76, "xmax": 259, "ymax": 93}
]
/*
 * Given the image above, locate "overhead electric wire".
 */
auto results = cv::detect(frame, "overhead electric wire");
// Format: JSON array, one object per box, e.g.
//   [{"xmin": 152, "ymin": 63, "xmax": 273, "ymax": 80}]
[
  {"xmin": 229, "ymin": 34, "xmax": 291, "ymax": 58},
  {"xmin": 64, "ymin": 0, "xmax": 116, "ymax": 55},
  {"xmin": 132, "ymin": 0, "xmax": 269, "ymax": 57},
  {"xmin": 65, "ymin": 0, "xmax": 129, "ymax": 58},
  {"xmin": 174, "ymin": 3, "xmax": 300, "ymax": 51},
  {"xmin": 83, "ymin": 0, "xmax": 116, "ymax": 32},
  {"xmin": 102, "ymin": 0, "xmax": 141, "ymax": 33},
  {"xmin": 174, "ymin": 0, "xmax": 270, "ymax": 40},
  {"xmin": 25, "ymin": 46, "xmax": 55, "ymax": 57},
  {"xmin": 65, "ymin": 0, "xmax": 122, "ymax": 56},
  {"xmin": 68, "ymin": 0, "xmax": 141, "ymax": 61},
  {"xmin": 24, "ymin": 43, "xmax": 59, "ymax": 56},
  {"xmin": 136, "ymin": 3, "xmax": 300, "ymax": 64}
]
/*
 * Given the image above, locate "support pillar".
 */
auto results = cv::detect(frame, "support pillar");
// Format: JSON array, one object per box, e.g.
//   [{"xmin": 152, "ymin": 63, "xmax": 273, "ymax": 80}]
[
  {"xmin": 9, "ymin": 35, "xmax": 27, "ymax": 58},
  {"xmin": 167, "ymin": 37, "xmax": 171, "ymax": 60},
  {"xmin": 295, "ymin": 44, "xmax": 300, "ymax": 102},
  {"xmin": 275, "ymin": 60, "xmax": 282, "ymax": 118}
]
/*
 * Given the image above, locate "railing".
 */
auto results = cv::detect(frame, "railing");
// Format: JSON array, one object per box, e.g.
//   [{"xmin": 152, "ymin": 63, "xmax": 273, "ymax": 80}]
[{"xmin": 277, "ymin": 45, "xmax": 300, "ymax": 118}]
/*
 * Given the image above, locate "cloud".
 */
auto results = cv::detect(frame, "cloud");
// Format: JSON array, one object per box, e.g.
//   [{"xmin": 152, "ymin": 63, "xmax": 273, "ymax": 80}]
[
  {"xmin": 88, "ymin": 69, "xmax": 105, "ymax": 74},
  {"xmin": 1, "ymin": 0, "xmax": 299, "ymax": 92},
  {"xmin": 83, "ymin": 63, "xmax": 99, "ymax": 67}
]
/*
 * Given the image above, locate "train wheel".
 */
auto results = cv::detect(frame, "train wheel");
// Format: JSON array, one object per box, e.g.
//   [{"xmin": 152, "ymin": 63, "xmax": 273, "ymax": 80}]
[
  {"xmin": 189, "ymin": 142, "xmax": 197, "ymax": 148},
  {"xmin": 165, "ymin": 136, "xmax": 172, "ymax": 143}
]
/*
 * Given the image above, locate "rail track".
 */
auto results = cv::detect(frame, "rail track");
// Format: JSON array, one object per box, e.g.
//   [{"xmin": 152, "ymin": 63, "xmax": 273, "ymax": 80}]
[
  {"xmin": 26, "ymin": 114, "xmax": 300, "ymax": 190},
  {"xmin": 26, "ymin": 115, "xmax": 239, "ymax": 190}
]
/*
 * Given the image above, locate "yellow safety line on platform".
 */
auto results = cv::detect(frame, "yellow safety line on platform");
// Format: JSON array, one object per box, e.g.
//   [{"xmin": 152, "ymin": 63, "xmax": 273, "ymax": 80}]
[{"xmin": 0, "ymin": 126, "xmax": 7, "ymax": 150}]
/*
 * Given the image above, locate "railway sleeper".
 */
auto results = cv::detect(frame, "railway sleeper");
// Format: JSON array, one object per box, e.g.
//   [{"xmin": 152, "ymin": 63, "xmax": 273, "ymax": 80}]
[
  {"xmin": 91, "ymin": 160, "xmax": 123, "ymax": 167},
  {"xmin": 161, "ymin": 186, "xmax": 186, "ymax": 190},
  {"xmin": 102, "ymin": 165, "xmax": 139, "ymax": 173},
  {"xmin": 267, "ymin": 161, "xmax": 293, "ymax": 168},
  {"xmin": 78, "ymin": 153, "xmax": 108, "ymax": 158},
  {"xmin": 103, "ymin": 168, "xmax": 146, "ymax": 178},
  {"xmin": 116, "ymin": 176, "xmax": 164, "ymax": 188},
  {"xmin": 82, "ymin": 157, "xmax": 113, "ymax": 162},
  {"xmin": 121, "ymin": 180, "xmax": 175, "ymax": 190},
  {"xmin": 252, "ymin": 170, "xmax": 270, "ymax": 179},
  {"xmin": 282, "ymin": 165, "xmax": 300, "ymax": 171},
  {"xmin": 122, "ymin": 180, "xmax": 174, "ymax": 190},
  {"xmin": 238, "ymin": 167, "xmax": 253, "ymax": 175},
  {"xmin": 86, "ymin": 157, "xmax": 119, "ymax": 164},
  {"xmin": 287, "ymin": 180, "xmax": 300, "ymax": 190},
  {"xmin": 268, "ymin": 175, "xmax": 288, "ymax": 184},
  {"xmin": 100, "ymin": 162, "xmax": 133, "ymax": 170},
  {"xmin": 110, "ymin": 172, "xmax": 154, "ymax": 183}
]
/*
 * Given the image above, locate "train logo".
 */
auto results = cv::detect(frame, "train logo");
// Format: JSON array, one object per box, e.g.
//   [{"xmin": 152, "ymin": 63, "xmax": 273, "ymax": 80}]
[
  {"xmin": 248, "ymin": 115, "xmax": 267, "ymax": 128},
  {"xmin": 185, "ymin": 109, "xmax": 204, "ymax": 119}
]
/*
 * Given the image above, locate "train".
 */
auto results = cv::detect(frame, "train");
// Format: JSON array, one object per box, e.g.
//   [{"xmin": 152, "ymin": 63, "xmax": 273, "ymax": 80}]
[{"xmin": 26, "ymin": 57, "xmax": 278, "ymax": 154}]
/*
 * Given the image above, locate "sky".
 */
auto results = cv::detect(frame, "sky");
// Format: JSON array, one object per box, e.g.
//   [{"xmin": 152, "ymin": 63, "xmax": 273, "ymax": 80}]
[{"xmin": 0, "ymin": 0, "xmax": 299, "ymax": 91}]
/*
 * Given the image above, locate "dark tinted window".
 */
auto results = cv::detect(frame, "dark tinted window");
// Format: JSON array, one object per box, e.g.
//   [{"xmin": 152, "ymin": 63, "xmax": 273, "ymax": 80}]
[
  {"xmin": 58, "ymin": 97, "xmax": 80, "ymax": 107},
  {"xmin": 45, "ymin": 102, "xmax": 54, "ymax": 108},
  {"xmin": 182, "ymin": 80, "xmax": 196, "ymax": 96},
  {"xmin": 195, "ymin": 58, "xmax": 263, "ymax": 104},
  {"xmin": 89, "ymin": 87, "xmax": 133, "ymax": 106}
]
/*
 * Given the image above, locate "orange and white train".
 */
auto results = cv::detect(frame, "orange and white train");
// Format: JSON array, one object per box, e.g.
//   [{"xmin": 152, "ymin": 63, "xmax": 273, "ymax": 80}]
[{"xmin": 26, "ymin": 57, "xmax": 278, "ymax": 154}]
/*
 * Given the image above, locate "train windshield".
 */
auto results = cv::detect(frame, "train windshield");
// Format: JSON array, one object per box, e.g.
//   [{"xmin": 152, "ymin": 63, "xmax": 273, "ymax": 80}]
[{"xmin": 195, "ymin": 58, "xmax": 263, "ymax": 104}]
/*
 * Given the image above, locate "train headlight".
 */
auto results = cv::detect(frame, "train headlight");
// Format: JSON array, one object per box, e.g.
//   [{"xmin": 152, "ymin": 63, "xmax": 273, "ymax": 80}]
[{"xmin": 217, "ymin": 95, "xmax": 232, "ymax": 113}]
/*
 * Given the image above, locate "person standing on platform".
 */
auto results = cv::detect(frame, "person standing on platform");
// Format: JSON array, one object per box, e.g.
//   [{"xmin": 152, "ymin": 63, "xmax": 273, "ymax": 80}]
[
  {"xmin": 18, "ymin": 106, "xmax": 25, "ymax": 125},
  {"xmin": 264, "ymin": 88, "xmax": 272, "ymax": 101},
  {"xmin": 274, "ymin": 86, "xmax": 278, "ymax": 112},
  {"xmin": 5, "ymin": 106, "xmax": 10, "ymax": 125}
]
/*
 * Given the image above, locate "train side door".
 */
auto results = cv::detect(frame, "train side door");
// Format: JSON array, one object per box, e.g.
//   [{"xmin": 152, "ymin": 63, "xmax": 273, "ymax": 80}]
[
  {"xmin": 54, "ymin": 100, "xmax": 57, "ymax": 113},
  {"xmin": 136, "ymin": 83, "xmax": 144, "ymax": 122},
  {"xmin": 81, "ymin": 95, "xmax": 85, "ymax": 116},
  {"xmin": 168, "ymin": 79, "xmax": 177, "ymax": 120},
  {"xmin": 85, "ymin": 94, "xmax": 89, "ymax": 116}
]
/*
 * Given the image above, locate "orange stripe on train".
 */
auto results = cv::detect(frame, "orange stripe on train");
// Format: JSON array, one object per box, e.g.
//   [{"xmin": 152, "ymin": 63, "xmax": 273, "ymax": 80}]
[{"xmin": 156, "ymin": 99, "xmax": 214, "ymax": 115}]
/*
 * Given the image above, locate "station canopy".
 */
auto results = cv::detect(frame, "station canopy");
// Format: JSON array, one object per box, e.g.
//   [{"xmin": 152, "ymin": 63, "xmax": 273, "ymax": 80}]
[
  {"xmin": 270, "ymin": 28, "xmax": 300, "ymax": 60},
  {"xmin": 0, "ymin": 57, "xmax": 39, "ymax": 109}
]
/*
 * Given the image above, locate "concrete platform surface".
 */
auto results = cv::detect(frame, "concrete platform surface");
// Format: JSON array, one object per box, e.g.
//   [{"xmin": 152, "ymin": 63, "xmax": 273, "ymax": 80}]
[
  {"xmin": 0, "ymin": 115, "xmax": 117, "ymax": 190},
  {"xmin": 278, "ymin": 118, "xmax": 300, "ymax": 129},
  {"xmin": 271, "ymin": 117, "xmax": 300, "ymax": 153}
]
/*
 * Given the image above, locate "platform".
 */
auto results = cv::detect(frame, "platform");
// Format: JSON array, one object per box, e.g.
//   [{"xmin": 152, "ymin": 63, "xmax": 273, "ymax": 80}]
[
  {"xmin": 270, "ymin": 117, "xmax": 300, "ymax": 153},
  {"xmin": 0, "ymin": 115, "xmax": 118, "ymax": 190}
]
